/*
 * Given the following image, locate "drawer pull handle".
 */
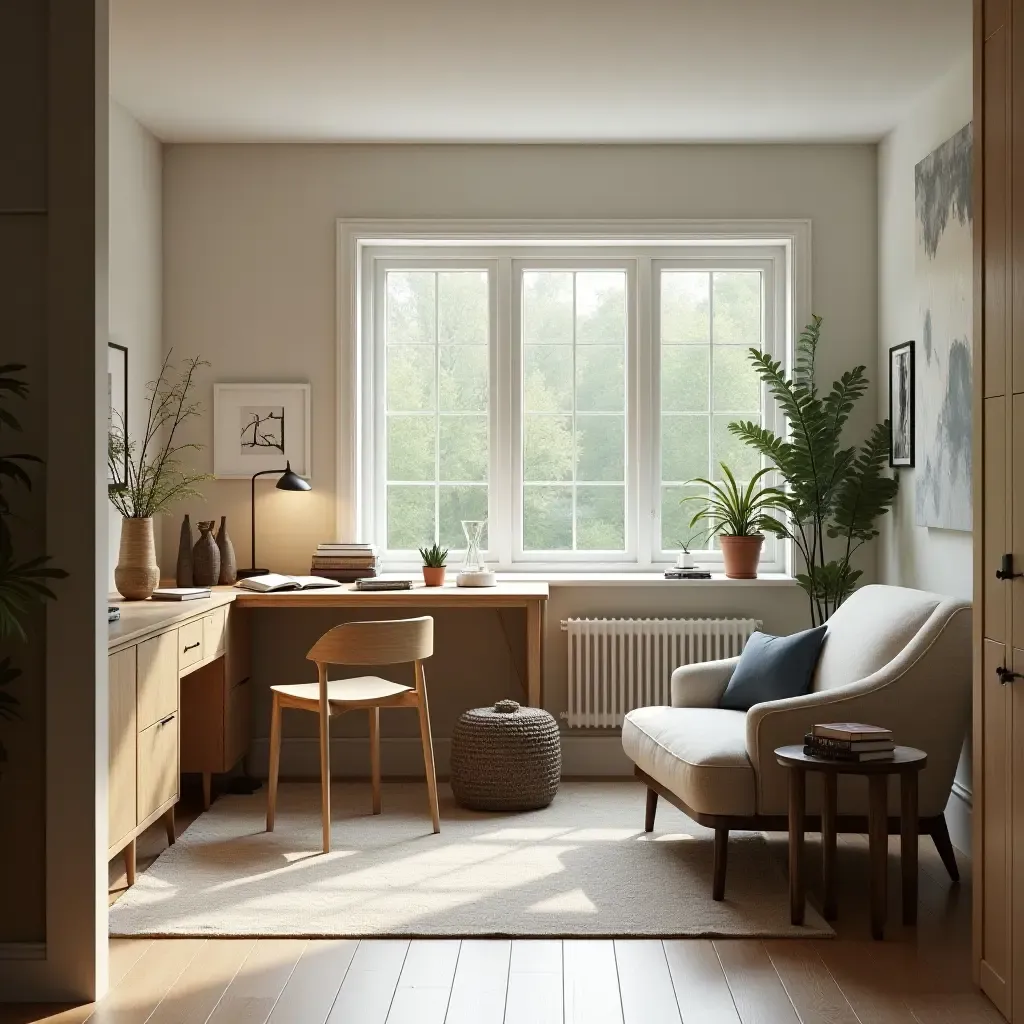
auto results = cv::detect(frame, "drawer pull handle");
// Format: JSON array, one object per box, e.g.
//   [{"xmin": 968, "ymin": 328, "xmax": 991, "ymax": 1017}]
[
  {"xmin": 159, "ymin": 714, "xmax": 175, "ymax": 726},
  {"xmin": 183, "ymin": 641, "xmax": 201, "ymax": 653}
]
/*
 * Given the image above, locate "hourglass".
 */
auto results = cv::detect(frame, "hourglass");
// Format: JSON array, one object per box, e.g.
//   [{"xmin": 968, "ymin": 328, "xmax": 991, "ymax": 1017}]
[{"xmin": 456, "ymin": 519, "xmax": 496, "ymax": 587}]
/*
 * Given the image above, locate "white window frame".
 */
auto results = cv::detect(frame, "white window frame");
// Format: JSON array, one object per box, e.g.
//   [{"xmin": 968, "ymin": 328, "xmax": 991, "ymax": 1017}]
[{"xmin": 338, "ymin": 219, "xmax": 810, "ymax": 574}]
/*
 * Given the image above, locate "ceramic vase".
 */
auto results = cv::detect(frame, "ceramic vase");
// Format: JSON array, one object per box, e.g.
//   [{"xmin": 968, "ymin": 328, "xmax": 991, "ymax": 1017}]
[
  {"xmin": 176, "ymin": 514, "xmax": 194, "ymax": 587},
  {"xmin": 216, "ymin": 516, "xmax": 237, "ymax": 585},
  {"xmin": 192, "ymin": 520, "xmax": 221, "ymax": 587},
  {"xmin": 719, "ymin": 534, "xmax": 764, "ymax": 579},
  {"xmin": 115, "ymin": 517, "xmax": 160, "ymax": 600}
]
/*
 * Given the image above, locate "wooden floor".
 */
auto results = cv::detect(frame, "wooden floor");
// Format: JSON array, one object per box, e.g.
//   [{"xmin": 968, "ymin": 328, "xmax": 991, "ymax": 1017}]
[{"xmin": 0, "ymin": 782, "xmax": 999, "ymax": 1024}]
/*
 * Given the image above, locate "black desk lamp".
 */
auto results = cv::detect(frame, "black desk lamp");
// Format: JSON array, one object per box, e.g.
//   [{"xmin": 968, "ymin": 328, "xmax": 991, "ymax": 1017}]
[{"xmin": 236, "ymin": 461, "xmax": 311, "ymax": 579}]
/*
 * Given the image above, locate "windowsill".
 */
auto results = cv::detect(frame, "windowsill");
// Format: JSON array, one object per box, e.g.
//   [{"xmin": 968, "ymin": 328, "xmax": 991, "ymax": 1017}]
[{"xmin": 379, "ymin": 570, "xmax": 795, "ymax": 587}]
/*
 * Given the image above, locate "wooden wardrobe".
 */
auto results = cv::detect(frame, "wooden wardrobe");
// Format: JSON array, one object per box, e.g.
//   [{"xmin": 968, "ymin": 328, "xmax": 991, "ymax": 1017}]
[{"xmin": 975, "ymin": 0, "xmax": 1024, "ymax": 1018}]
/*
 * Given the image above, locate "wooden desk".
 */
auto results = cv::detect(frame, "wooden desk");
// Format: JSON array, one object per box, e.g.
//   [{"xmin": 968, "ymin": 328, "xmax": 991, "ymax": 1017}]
[{"xmin": 232, "ymin": 580, "xmax": 549, "ymax": 707}]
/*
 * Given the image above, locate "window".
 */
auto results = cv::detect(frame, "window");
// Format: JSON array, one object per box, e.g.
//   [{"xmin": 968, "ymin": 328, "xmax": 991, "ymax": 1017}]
[{"xmin": 351, "ymin": 226, "xmax": 800, "ymax": 572}]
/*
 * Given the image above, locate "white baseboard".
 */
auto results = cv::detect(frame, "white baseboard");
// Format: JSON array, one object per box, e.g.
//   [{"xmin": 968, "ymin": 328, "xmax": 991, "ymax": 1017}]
[
  {"xmin": 946, "ymin": 780, "xmax": 972, "ymax": 857},
  {"xmin": 247, "ymin": 734, "xmax": 633, "ymax": 780}
]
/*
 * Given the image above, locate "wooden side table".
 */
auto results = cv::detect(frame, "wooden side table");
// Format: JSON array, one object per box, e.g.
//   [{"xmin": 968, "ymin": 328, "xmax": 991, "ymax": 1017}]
[{"xmin": 775, "ymin": 744, "xmax": 928, "ymax": 940}]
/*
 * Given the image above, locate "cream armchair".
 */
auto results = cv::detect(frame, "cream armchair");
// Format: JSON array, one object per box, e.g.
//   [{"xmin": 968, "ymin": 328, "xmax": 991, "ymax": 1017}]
[{"xmin": 621, "ymin": 585, "xmax": 971, "ymax": 900}]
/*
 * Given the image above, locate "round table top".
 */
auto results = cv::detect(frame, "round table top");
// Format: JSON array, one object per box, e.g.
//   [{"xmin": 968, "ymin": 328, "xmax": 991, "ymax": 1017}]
[{"xmin": 775, "ymin": 744, "xmax": 927, "ymax": 774}]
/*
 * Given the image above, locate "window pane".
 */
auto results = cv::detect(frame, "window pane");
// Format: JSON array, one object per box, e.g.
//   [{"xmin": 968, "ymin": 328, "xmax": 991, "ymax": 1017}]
[
  {"xmin": 712, "ymin": 414, "xmax": 761, "ymax": 479},
  {"xmin": 662, "ymin": 272, "xmax": 709, "ymax": 343},
  {"xmin": 523, "ymin": 271, "xmax": 573, "ymax": 343},
  {"xmin": 662, "ymin": 415, "xmax": 709, "ymax": 482},
  {"xmin": 524, "ymin": 345, "xmax": 573, "ymax": 412},
  {"xmin": 576, "ymin": 346, "xmax": 624, "ymax": 412},
  {"xmin": 577, "ymin": 486, "xmax": 624, "ymax": 550},
  {"xmin": 576, "ymin": 414, "xmax": 624, "ymax": 482},
  {"xmin": 439, "ymin": 485, "xmax": 488, "ymax": 550},
  {"xmin": 387, "ymin": 486, "xmax": 435, "ymax": 550},
  {"xmin": 387, "ymin": 271, "xmax": 435, "ymax": 345},
  {"xmin": 712, "ymin": 346, "xmax": 761, "ymax": 412},
  {"xmin": 438, "ymin": 271, "xmax": 488, "ymax": 344},
  {"xmin": 576, "ymin": 272, "xmax": 626, "ymax": 344},
  {"xmin": 661, "ymin": 484, "xmax": 709, "ymax": 552},
  {"xmin": 387, "ymin": 346, "xmax": 435, "ymax": 412},
  {"xmin": 439, "ymin": 414, "xmax": 488, "ymax": 481},
  {"xmin": 387, "ymin": 415, "xmax": 435, "ymax": 480},
  {"xmin": 713, "ymin": 272, "xmax": 761, "ymax": 346},
  {"xmin": 524, "ymin": 415, "xmax": 573, "ymax": 482},
  {"xmin": 439, "ymin": 346, "xmax": 488, "ymax": 412},
  {"xmin": 523, "ymin": 486, "xmax": 573, "ymax": 550},
  {"xmin": 662, "ymin": 347, "xmax": 709, "ymax": 412}
]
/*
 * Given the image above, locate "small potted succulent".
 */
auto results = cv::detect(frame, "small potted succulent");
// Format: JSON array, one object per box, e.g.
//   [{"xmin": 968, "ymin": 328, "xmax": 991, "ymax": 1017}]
[
  {"xmin": 683, "ymin": 463, "xmax": 787, "ymax": 579},
  {"xmin": 418, "ymin": 543, "xmax": 449, "ymax": 587}
]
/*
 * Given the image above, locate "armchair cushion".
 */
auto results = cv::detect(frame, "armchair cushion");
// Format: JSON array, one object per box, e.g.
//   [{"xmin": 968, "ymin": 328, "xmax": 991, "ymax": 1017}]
[
  {"xmin": 719, "ymin": 625, "xmax": 828, "ymax": 711},
  {"xmin": 622, "ymin": 706, "xmax": 755, "ymax": 816}
]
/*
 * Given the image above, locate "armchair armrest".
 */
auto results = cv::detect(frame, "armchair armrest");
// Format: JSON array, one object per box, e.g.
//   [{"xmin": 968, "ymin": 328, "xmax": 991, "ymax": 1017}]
[{"xmin": 671, "ymin": 656, "xmax": 739, "ymax": 708}]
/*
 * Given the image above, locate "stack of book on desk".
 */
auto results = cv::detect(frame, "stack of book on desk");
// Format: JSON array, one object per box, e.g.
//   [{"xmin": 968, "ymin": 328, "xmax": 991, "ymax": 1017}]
[
  {"xmin": 804, "ymin": 722, "xmax": 895, "ymax": 762},
  {"xmin": 310, "ymin": 543, "xmax": 379, "ymax": 582}
]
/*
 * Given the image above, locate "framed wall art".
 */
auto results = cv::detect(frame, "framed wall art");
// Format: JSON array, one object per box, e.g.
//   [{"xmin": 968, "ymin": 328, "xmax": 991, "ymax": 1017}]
[
  {"xmin": 107, "ymin": 341, "xmax": 128, "ymax": 490},
  {"xmin": 889, "ymin": 340, "xmax": 915, "ymax": 468},
  {"xmin": 213, "ymin": 383, "xmax": 311, "ymax": 479}
]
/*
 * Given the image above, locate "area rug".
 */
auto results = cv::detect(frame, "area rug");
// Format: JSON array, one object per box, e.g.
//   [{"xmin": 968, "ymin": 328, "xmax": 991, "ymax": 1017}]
[{"xmin": 109, "ymin": 780, "xmax": 832, "ymax": 938}]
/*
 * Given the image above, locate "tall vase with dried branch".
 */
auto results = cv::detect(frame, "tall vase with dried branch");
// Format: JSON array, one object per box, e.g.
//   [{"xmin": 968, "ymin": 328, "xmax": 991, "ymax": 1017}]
[{"xmin": 108, "ymin": 353, "xmax": 211, "ymax": 600}]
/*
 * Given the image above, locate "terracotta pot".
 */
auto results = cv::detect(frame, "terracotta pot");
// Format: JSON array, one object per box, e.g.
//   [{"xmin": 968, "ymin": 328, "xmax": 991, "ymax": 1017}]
[
  {"xmin": 719, "ymin": 534, "xmax": 764, "ymax": 579},
  {"xmin": 422, "ymin": 565, "xmax": 446, "ymax": 587},
  {"xmin": 115, "ymin": 517, "xmax": 161, "ymax": 600}
]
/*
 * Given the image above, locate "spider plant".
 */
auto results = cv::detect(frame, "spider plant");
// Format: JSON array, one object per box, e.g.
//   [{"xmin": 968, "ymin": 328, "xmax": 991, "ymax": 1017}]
[{"xmin": 683, "ymin": 464, "xmax": 788, "ymax": 541}]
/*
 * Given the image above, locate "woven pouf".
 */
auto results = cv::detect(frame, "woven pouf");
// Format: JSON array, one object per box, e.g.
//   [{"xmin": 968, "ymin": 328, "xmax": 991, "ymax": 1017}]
[{"xmin": 450, "ymin": 699, "xmax": 561, "ymax": 811}]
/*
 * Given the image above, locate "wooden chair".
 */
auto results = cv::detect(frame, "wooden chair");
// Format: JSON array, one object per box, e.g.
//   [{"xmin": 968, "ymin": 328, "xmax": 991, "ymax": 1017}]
[{"xmin": 265, "ymin": 615, "xmax": 439, "ymax": 852}]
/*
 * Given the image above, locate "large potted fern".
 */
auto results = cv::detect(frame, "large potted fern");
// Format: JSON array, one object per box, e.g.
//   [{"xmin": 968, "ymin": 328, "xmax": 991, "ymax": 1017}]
[
  {"xmin": 108, "ymin": 353, "xmax": 209, "ymax": 600},
  {"xmin": 729, "ymin": 316, "xmax": 898, "ymax": 626}
]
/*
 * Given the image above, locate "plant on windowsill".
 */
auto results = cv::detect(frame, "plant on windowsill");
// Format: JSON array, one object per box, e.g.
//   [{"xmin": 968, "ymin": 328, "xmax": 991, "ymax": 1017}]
[
  {"xmin": 107, "ymin": 352, "xmax": 211, "ymax": 601},
  {"xmin": 674, "ymin": 530, "xmax": 702, "ymax": 570},
  {"xmin": 418, "ymin": 543, "xmax": 449, "ymax": 587},
  {"xmin": 0, "ymin": 363, "xmax": 67, "ymax": 778},
  {"xmin": 729, "ymin": 315, "xmax": 899, "ymax": 624},
  {"xmin": 683, "ymin": 464, "xmax": 788, "ymax": 580}
]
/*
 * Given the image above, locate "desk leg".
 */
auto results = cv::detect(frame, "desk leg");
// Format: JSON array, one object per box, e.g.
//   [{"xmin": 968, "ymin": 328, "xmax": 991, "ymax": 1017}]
[
  {"xmin": 123, "ymin": 839, "xmax": 136, "ymax": 888},
  {"xmin": 822, "ymin": 772, "xmax": 838, "ymax": 921},
  {"xmin": 868, "ymin": 774, "xmax": 888, "ymax": 940},
  {"xmin": 526, "ymin": 601, "xmax": 543, "ymax": 708},
  {"xmin": 901, "ymin": 769, "xmax": 919, "ymax": 926},
  {"xmin": 788, "ymin": 767, "xmax": 806, "ymax": 926}
]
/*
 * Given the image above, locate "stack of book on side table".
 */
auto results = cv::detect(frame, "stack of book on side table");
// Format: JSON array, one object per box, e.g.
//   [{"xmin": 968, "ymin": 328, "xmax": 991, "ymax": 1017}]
[
  {"xmin": 804, "ymin": 722, "xmax": 895, "ymax": 762},
  {"xmin": 310, "ymin": 542, "xmax": 379, "ymax": 583}
]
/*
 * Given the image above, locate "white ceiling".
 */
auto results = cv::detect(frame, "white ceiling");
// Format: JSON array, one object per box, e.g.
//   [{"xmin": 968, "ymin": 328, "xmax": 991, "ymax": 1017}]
[{"xmin": 110, "ymin": 0, "xmax": 971, "ymax": 144}]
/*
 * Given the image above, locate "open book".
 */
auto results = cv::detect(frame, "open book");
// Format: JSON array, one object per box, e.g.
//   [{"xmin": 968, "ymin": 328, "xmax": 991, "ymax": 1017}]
[{"xmin": 235, "ymin": 574, "xmax": 343, "ymax": 593}]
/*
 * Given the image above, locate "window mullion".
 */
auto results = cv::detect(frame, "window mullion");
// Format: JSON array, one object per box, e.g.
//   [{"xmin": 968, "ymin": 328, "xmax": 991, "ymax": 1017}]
[{"xmin": 494, "ymin": 257, "xmax": 513, "ymax": 568}]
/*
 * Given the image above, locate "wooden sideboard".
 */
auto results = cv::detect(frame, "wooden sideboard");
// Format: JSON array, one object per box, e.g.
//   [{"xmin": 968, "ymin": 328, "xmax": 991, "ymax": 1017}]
[{"xmin": 107, "ymin": 593, "xmax": 250, "ymax": 886}]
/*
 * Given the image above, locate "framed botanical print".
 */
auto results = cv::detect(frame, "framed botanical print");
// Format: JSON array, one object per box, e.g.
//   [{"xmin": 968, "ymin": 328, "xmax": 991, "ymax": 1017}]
[
  {"xmin": 107, "ymin": 342, "xmax": 128, "ymax": 490},
  {"xmin": 889, "ymin": 341, "xmax": 915, "ymax": 468},
  {"xmin": 213, "ymin": 383, "xmax": 311, "ymax": 478}
]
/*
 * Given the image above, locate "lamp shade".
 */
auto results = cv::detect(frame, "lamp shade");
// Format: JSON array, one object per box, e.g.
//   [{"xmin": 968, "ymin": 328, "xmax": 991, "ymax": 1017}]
[{"xmin": 276, "ymin": 461, "xmax": 311, "ymax": 492}]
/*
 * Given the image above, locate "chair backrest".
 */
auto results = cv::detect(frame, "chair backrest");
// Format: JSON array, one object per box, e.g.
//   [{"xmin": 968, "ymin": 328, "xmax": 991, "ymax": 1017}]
[
  {"xmin": 811, "ymin": 584, "xmax": 955, "ymax": 692},
  {"xmin": 307, "ymin": 616, "xmax": 433, "ymax": 667}
]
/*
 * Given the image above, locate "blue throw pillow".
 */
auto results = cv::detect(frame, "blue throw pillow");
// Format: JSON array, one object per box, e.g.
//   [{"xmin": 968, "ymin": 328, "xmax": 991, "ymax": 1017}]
[{"xmin": 719, "ymin": 625, "xmax": 829, "ymax": 712}]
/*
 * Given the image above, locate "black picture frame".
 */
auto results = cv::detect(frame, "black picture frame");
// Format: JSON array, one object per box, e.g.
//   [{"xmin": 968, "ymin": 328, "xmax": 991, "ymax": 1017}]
[
  {"xmin": 107, "ymin": 342, "xmax": 128, "ymax": 491},
  {"xmin": 888, "ymin": 340, "xmax": 915, "ymax": 468}
]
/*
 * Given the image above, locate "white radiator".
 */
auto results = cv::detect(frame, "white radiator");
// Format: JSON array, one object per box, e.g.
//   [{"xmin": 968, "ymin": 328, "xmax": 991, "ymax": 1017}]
[{"xmin": 563, "ymin": 617, "xmax": 761, "ymax": 728}]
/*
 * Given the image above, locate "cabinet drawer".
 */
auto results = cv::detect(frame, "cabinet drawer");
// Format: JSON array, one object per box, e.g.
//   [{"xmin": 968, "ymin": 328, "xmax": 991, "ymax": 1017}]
[
  {"xmin": 108, "ymin": 648, "xmax": 137, "ymax": 849},
  {"xmin": 179, "ymin": 619, "xmax": 204, "ymax": 672},
  {"xmin": 137, "ymin": 712, "xmax": 179, "ymax": 824},
  {"xmin": 137, "ymin": 631, "xmax": 179, "ymax": 731},
  {"xmin": 203, "ymin": 607, "xmax": 227, "ymax": 660}
]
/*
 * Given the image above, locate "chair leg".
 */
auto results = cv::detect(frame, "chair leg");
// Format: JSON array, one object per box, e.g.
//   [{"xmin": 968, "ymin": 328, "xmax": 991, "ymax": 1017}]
[
  {"xmin": 266, "ymin": 693, "xmax": 282, "ymax": 832},
  {"xmin": 713, "ymin": 827, "xmax": 729, "ymax": 901},
  {"xmin": 930, "ymin": 814, "xmax": 960, "ymax": 883},
  {"xmin": 645, "ymin": 788, "xmax": 658, "ymax": 832},
  {"xmin": 319, "ymin": 698, "xmax": 331, "ymax": 853},
  {"xmin": 369, "ymin": 707, "xmax": 381, "ymax": 815},
  {"xmin": 416, "ymin": 673, "xmax": 440, "ymax": 834}
]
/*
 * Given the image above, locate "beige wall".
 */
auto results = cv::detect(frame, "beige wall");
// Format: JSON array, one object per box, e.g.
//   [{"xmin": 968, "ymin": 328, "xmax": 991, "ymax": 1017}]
[
  {"xmin": 108, "ymin": 100, "xmax": 163, "ymax": 590},
  {"xmin": 160, "ymin": 142, "xmax": 878, "ymax": 767},
  {"xmin": 877, "ymin": 52, "xmax": 973, "ymax": 850}
]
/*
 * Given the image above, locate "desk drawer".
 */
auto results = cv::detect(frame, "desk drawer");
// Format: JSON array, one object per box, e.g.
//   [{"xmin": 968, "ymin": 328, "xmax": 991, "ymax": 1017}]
[
  {"xmin": 203, "ymin": 607, "xmax": 227, "ymax": 659},
  {"xmin": 179, "ymin": 619, "xmax": 204, "ymax": 672},
  {"xmin": 137, "ymin": 712, "xmax": 178, "ymax": 823},
  {"xmin": 137, "ymin": 631, "xmax": 179, "ymax": 731}
]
